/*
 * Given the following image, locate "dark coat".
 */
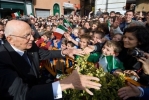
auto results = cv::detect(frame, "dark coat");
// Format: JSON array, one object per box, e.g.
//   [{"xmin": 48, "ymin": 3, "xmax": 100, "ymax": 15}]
[{"xmin": 0, "ymin": 42, "xmax": 64, "ymax": 100}]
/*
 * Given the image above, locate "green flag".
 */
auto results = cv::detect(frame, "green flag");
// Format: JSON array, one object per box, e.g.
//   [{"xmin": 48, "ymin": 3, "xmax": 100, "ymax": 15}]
[
  {"xmin": 106, "ymin": 56, "xmax": 124, "ymax": 72},
  {"xmin": 63, "ymin": 19, "xmax": 72, "ymax": 28}
]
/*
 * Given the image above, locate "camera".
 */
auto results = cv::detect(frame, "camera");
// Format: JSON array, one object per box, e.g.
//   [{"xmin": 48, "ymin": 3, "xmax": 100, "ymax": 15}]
[{"xmin": 131, "ymin": 48, "xmax": 144, "ymax": 58}]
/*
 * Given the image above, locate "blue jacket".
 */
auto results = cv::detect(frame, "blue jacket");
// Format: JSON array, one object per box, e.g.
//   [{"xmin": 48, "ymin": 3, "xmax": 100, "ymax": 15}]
[
  {"xmin": 141, "ymin": 87, "xmax": 149, "ymax": 100},
  {"xmin": 119, "ymin": 20, "xmax": 145, "ymax": 32}
]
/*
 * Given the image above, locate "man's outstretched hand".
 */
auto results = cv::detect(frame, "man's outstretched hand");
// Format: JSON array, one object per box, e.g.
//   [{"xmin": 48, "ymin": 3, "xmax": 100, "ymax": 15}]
[
  {"xmin": 60, "ymin": 70, "xmax": 101, "ymax": 95},
  {"xmin": 62, "ymin": 49, "xmax": 84, "ymax": 59}
]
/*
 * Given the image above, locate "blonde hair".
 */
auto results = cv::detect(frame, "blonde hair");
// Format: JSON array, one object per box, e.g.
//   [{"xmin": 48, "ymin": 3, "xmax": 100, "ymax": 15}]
[{"xmin": 104, "ymin": 40, "xmax": 122, "ymax": 53}]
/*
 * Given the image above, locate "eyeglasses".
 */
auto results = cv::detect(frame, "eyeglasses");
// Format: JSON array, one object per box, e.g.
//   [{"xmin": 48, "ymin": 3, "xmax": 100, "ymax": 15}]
[{"xmin": 10, "ymin": 33, "xmax": 33, "ymax": 40}]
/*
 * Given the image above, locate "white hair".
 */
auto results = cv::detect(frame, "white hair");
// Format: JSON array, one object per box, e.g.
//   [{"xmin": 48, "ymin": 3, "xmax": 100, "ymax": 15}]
[{"xmin": 4, "ymin": 25, "xmax": 15, "ymax": 37}]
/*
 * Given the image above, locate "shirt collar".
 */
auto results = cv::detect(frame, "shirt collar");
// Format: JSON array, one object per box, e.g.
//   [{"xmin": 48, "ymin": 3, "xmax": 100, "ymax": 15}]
[{"xmin": 10, "ymin": 45, "xmax": 24, "ymax": 56}]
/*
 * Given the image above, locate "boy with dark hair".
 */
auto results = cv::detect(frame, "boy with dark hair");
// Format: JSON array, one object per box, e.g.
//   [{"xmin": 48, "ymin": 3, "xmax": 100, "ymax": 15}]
[{"xmin": 92, "ymin": 31, "xmax": 105, "ymax": 44}]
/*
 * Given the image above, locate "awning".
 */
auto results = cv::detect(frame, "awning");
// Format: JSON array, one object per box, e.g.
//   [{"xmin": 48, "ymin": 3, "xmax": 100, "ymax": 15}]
[
  {"xmin": 63, "ymin": 2, "xmax": 74, "ymax": 10},
  {"xmin": 0, "ymin": 1, "xmax": 25, "ymax": 10}
]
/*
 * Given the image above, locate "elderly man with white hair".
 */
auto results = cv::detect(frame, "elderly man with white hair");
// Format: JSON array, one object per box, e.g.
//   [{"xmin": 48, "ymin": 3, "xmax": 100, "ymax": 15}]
[{"xmin": 0, "ymin": 20, "xmax": 101, "ymax": 100}]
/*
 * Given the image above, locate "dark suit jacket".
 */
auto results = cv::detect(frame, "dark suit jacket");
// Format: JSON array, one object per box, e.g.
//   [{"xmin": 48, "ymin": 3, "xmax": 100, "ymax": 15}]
[{"xmin": 0, "ymin": 42, "xmax": 64, "ymax": 100}]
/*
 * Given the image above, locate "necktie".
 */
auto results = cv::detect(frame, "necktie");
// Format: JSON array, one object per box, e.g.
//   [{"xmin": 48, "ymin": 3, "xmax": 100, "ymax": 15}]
[
  {"xmin": 22, "ymin": 52, "xmax": 31, "ymax": 66},
  {"xmin": 22, "ymin": 52, "xmax": 37, "ymax": 77}
]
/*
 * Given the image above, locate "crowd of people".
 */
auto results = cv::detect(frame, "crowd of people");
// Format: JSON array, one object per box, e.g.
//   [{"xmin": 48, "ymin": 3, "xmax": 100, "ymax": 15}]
[{"xmin": 0, "ymin": 9, "xmax": 149, "ymax": 100}]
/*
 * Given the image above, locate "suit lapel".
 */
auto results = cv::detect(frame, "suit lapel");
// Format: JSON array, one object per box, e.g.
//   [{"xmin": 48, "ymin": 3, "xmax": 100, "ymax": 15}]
[
  {"xmin": 4, "ymin": 42, "xmax": 37, "ymax": 78},
  {"xmin": 27, "ymin": 52, "xmax": 39, "ymax": 77}
]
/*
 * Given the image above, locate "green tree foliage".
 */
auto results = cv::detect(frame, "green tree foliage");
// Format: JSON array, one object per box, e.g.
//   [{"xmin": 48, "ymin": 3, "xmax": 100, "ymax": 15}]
[{"xmin": 61, "ymin": 55, "xmax": 125, "ymax": 100}]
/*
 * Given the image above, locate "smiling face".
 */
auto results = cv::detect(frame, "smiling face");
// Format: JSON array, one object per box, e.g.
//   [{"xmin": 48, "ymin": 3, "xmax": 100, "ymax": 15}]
[
  {"xmin": 92, "ymin": 33, "xmax": 102, "ymax": 44},
  {"xmin": 79, "ymin": 38, "xmax": 88, "ymax": 49},
  {"xmin": 125, "ymin": 11, "xmax": 134, "ymax": 23},
  {"xmin": 102, "ymin": 41, "xmax": 121, "ymax": 56},
  {"xmin": 102, "ymin": 44, "xmax": 115, "ymax": 56},
  {"xmin": 123, "ymin": 32, "xmax": 138, "ymax": 49},
  {"xmin": 112, "ymin": 34, "xmax": 122, "ymax": 42}
]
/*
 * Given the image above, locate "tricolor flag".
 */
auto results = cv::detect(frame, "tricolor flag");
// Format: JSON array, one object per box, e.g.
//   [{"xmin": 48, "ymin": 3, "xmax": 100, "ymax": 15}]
[
  {"xmin": 11, "ymin": 12, "xmax": 20, "ymax": 18},
  {"xmin": 99, "ymin": 54, "xmax": 124, "ymax": 72},
  {"xmin": 54, "ymin": 25, "xmax": 68, "ymax": 39},
  {"xmin": 63, "ymin": 19, "xmax": 72, "ymax": 30},
  {"xmin": 105, "ymin": 56, "xmax": 124, "ymax": 72}
]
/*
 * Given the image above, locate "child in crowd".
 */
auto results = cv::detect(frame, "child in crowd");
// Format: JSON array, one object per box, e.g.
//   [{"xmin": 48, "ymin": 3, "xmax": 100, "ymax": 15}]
[
  {"xmin": 89, "ymin": 30, "xmax": 94, "ymax": 36},
  {"xmin": 51, "ymin": 25, "xmax": 57, "ymax": 32},
  {"xmin": 112, "ymin": 33, "xmax": 123, "ymax": 42},
  {"xmin": 36, "ymin": 31, "xmax": 53, "ymax": 50},
  {"xmin": 98, "ymin": 40, "xmax": 124, "ymax": 74},
  {"xmin": 71, "ymin": 28, "xmax": 80, "ymax": 42},
  {"xmin": 79, "ymin": 34, "xmax": 91, "ymax": 49},
  {"xmin": 60, "ymin": 38, "xmax": 67, "ymax": 50},
  {"xmin": 65, "ymin": 41, "xmax": 75, "ymax": 71},
  {"xmin": 78, "ymin": 27, "xmax": 87, "ymax": 38},
  {"xmin": 91, "ymin": 22, "xmax": 98, "ymax": 31},
  {"xmin": 66, "ymin": 41, "xmax": 75, "ymax": 49},
  {"xmin": 53, "ymin": 39, "xmax": 62, "ymax": 50},
  {"xmin": 91, "ymin": 31, "xmax": 105, "ymax": 44},
  {"xmin": 76, "ymin": 34, "xmax": 100, "ymax": 64},
  {"xmin": 46, "ymin": 25, "xmax": 51, "ymax": 31},
  {"xmin": 64, "ymin": 29, "xmax": 80, "ymax": 47}
]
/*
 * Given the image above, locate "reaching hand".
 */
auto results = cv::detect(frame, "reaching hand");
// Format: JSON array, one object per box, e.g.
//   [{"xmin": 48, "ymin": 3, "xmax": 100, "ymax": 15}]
[
  {"xmin": 98, "ymin": 38, "xmax": 106, "ymax": 43},
  {"xmin": 60, "ymin": 70, "xmax": 101, "ymax": 95},
  {"xmin": 138, "ymin": 53, "xmax": 149, "ymax": 75},
  {"xmin": 118, "ymin": 82, "xmax": 141, "ymax": 100},
  {"xmin": 64, "ymin": 34, "xmax": 72, "ymax": 41},
  {"xmin": 83, "ymin": 45, "xmax": 95, "ymax": 54},
  {"xmin": 124, "ymin": 70, "xmax": 140, "ymax": 79},
  {"xmin": 113, "ymin": 17, "xmax": 120, "ymax": 29},
  {"xmin": 89, "ymin": 11, "xmax": 93, "ymax": 14},
  {"xmin": 62, "ymin": 48, "xmax": 84, "ymax": 59}
]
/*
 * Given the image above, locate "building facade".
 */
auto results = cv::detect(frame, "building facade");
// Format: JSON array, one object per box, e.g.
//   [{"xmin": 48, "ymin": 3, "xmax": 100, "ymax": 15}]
[
  {"xmin": 0, "ymin": 0, "xmax": 34, "ymax": 18},
  {"xmin": 33, "ymin": 0, "xmax": 80, "ymax": 18},
  {"xmin": 94, "ymin": 0, "xmax": 149, "ymax": 15},
  {"xmin": 95, "ymin": 0, "xmax": 126, "ymax": 15}
]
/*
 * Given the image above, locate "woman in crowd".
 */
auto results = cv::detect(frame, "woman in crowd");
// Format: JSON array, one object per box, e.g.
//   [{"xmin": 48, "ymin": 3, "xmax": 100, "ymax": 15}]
[
  {"xmin": 117, "ymin": 26, "xmax": 149, "ymax": 100},
  {"xmin": 118, "ymin": 26, "xmax": 149, "ymax": 70}
]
